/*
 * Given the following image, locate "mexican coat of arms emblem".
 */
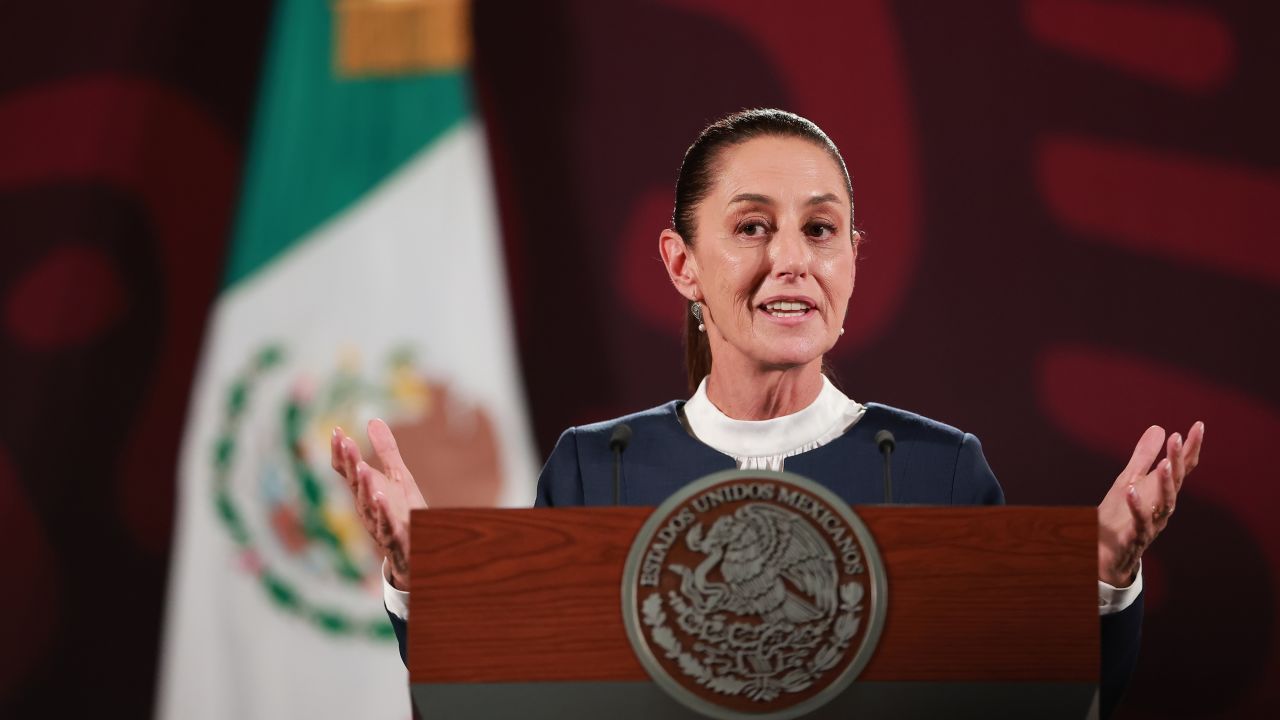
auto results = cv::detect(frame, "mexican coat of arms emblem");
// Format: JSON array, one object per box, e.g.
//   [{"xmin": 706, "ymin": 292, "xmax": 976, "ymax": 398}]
[{"xmin": 622, "ymin": 470, "xmax": 887, "ymax": 719}]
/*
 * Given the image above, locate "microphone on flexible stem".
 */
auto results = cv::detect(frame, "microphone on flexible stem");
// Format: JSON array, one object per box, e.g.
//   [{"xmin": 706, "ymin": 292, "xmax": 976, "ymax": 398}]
[
  {"xmin": 609, "ymin": 424, "xmax": 633, "ymax": 505},
  {"xmin": 875, "ymin": 430, "xmax": 896, "ymax": 504}
]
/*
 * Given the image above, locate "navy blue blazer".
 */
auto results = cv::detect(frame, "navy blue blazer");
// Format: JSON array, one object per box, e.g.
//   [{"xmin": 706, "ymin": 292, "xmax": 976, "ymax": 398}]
[{"xmin": 390, "ymin": 400, "xmax": 1141, "ymax": 717}]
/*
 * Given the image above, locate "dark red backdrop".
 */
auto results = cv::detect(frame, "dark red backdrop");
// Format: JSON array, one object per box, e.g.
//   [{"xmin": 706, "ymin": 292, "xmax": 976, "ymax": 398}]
[{"xmin": 1, "ymin": 1, "xmax": 1275, "ymax": 717}]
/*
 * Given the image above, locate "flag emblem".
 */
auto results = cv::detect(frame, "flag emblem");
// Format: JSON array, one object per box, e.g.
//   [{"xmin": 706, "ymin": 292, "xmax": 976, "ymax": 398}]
[{"xmin": 211, "ymin": 342, "xmax": 451, "ymax": 641}]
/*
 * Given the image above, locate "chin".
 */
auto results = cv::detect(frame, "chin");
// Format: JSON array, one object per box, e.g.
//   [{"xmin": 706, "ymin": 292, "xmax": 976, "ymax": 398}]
[{"xmin": 753, "ymin": 338, "xmax": 829, "ymax": 370}]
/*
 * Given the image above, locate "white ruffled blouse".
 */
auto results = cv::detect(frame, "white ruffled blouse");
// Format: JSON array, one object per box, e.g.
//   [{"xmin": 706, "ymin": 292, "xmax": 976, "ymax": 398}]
[{"xmin": 681, "ymin": 375, "xmax": 864, "ymax": 471}]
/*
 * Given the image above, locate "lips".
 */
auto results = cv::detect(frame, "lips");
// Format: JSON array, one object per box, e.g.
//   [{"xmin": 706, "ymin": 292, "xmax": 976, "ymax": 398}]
[{"xmin": 757, "ymin": 296, "xmax": 817, "ymax": 321}]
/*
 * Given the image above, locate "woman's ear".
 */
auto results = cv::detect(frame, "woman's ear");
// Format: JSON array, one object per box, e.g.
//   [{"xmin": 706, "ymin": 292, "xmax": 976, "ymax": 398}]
[
  {"xmin": 660, "ymin": 229, "xmax": 700, "ymax": 300},
  {"xmin": 849, "ymin": 230, "xmax": 861, "ymax": 290}
]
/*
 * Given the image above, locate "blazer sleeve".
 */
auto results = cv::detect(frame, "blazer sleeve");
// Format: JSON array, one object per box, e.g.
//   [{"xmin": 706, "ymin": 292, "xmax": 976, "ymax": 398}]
[
  {"xmin": 389, "ymin": 607, "xmax": 408, "ymax": 666},
  {"xmin": 951, "ymin": 432, "xmax": 1006, "ymax": 505},
  {"xmin": 534, "ymin": 427, "xmax": 585, "ymax": 508},
  {"xmin": 1100, "ymin": 592, "xmax": 1143, "ymax": 718}
]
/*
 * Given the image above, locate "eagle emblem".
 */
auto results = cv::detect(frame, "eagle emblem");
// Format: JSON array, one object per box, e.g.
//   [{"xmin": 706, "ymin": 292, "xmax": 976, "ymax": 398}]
[
  {"xmin": 623, "ymin": 470, "xmax": 886, "ymax": 719},
  {"xmin": 672, "ymin": 504, "xmax": 837, "ymax": 626}
]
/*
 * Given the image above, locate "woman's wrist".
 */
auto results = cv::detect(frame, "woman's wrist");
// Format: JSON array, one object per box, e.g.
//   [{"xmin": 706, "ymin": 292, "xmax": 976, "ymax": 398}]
[{"xmin": 1099, "ymin": 562, "xmax": 1138, "ymax": 589}]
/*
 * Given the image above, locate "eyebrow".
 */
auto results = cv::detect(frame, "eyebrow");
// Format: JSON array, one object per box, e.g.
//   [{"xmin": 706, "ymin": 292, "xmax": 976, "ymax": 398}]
[
  {"xmin": 728, "ymin": 192, "xmax": 843, "ymax": 206},
  {"xmin": 729, "ymin": 193, "xmax": 773, "ymax": 205}
]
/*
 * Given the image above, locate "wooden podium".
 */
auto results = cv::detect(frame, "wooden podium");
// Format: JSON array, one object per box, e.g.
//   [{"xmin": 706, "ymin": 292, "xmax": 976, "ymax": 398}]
[{"xmin": 408, "ymin": 506, "xmax": 1099, "ymax": 719}]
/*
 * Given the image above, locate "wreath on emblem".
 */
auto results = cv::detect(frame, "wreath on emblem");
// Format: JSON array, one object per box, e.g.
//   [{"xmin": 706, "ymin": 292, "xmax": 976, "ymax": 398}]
[
  {"xmin": 639, "ymin": 504, "xmax": 866, "ymax": 702},
  {"xmin": 211, "ymin": 344, "xmax": 412, "ymax": 640}
]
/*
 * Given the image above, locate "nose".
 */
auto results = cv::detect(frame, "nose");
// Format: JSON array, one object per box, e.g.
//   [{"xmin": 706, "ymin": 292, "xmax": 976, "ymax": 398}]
[{"xmin": 769, "ymin": 226, "xmax": 810, "ymax": 279}]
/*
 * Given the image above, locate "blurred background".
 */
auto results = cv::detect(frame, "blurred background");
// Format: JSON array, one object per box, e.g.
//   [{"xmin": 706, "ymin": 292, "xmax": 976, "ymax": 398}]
[{"xmin": 1, "ymin": 0, "xmax": 1275, "ymax": 718}]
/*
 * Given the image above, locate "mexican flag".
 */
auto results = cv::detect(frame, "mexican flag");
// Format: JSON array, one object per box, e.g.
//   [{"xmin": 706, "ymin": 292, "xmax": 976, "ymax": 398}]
[{"xmin": 156, "ymin": 1, "xmax": 536, "ymax": 718}]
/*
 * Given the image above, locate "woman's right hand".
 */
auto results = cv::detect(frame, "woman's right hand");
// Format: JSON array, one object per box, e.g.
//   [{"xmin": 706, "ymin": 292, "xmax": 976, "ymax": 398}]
[{"xmin": 331, "ymin": 419, "xmax": 427, "ymax": 591}]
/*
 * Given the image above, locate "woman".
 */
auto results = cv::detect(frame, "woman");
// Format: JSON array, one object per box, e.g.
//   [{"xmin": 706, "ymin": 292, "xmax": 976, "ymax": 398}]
[{"xmin": 331, "ymin": 109, "xmax": 1203, "ymax": 717}]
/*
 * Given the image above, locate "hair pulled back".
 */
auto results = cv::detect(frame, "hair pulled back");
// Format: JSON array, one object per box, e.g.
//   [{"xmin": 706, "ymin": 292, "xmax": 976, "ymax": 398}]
[{"xmin": 671, "ymin": 108, "xmax": 855, "ymax": 393}]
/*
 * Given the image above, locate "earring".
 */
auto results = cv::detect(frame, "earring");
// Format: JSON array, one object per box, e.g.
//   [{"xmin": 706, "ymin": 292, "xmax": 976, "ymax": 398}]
[
  {"xmin": 691, "ymin": 301, "xmax": 705, "ymax": 332},
  {"xmin": 839, "ymin": 327, "xmax": 845, "ymax": 335}
]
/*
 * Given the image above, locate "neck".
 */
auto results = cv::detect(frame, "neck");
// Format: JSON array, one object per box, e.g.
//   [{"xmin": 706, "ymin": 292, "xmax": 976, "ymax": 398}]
[{"xmin": 704, "ymin": 358, "xmax": 825, "ymax": 420}]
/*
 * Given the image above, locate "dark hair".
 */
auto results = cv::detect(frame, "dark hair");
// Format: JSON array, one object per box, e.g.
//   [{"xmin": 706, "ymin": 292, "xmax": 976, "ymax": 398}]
[{"xmin": 672, "ymin": 108, "xmax": 857, "ymax": 393}]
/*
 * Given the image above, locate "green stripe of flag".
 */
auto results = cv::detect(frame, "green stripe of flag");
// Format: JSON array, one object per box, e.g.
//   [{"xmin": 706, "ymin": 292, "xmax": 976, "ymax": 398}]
[{"xmin": 224, "ymin": 0, "xmax": 472, "ymax": 288}]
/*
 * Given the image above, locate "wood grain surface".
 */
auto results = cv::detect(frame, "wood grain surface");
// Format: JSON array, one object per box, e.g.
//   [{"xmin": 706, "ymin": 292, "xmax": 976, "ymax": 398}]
[{"xmin": 409, "ymin": 506, "xmax": 1097, "ymax": 684}]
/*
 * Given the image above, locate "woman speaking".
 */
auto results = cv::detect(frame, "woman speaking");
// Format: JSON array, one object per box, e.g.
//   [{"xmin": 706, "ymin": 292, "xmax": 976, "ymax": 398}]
[{"xmin": 330, "ymin": 109, "xmax": 1203, "ymax": 717}]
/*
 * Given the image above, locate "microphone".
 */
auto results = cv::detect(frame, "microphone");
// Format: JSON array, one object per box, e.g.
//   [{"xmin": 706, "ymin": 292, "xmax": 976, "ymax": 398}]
[
  {"xmin": 609, "ymin": 424, "xmax": 633, "ymax": 505},
  {"xmin": 875, "ymin": 430, "xmax": 896, "ymax": 504}
]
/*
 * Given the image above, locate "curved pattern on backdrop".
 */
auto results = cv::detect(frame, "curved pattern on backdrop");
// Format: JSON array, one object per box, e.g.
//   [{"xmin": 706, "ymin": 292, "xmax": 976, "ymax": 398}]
[
  {"xmin": 1, "ymin": 0, "xmax": 1276, "ymax": 717},
  {"xmin": 0, "ymin": 74, "xmax": 240, "ymax": 716}
]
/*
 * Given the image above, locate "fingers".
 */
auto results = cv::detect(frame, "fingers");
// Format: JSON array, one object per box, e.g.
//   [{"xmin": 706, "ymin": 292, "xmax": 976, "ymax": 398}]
[
  {"xmin": 1163, "ymin": 421, "xmax": 1205, "ymax": 494},
  {"xmin": 1156, "ymin": 458, "xmax": 1177, "ymax": 523},
  {"xmin": 373, "ymin": 491, "xmax": 411, "ymax": 581},
  {"xmin": 331, "ymin": 423, "xmax": 418, "ymax": 581},
  {"xmin": 1125, "ymin": 483, "xmax": 1154, "ymax": 547},
  {"xmin": 372, "ymin": 490, "xmax": 399, "ymax": 547},
  {"xmin": 354, "ymin": 460, "xmax": 376, "ymax": 513},
  {"xmin": 331, "ymin": 427, "xmax": 364, "ymax": 482},
  {"xmin": 355, "ymin": 458, "xmax": 406, "ymax": 547},
  {"xmin": 330, "ymin": 426, "xmax": 349, "ymax": 477},
  {"xmin": 1115, "ymin": 425, "xmax": 1166, "ymax": 487},
  {"xmin": 1101, "ymin": 422, "xmax": 1198, "ymax": 586},
  {"xmin": 340, "ymin": 435, "xmax": 364, "ymax": 494},
  {"xmin": 1181, "ymin": 421, "xmax": 1205, "ymax": 477},
  {"xmin": 368, "ymin": 418, "xmax": 413, "ymax": 484},
  {"xmin": 1167, "ymin": 432, "xmax": 1185, "ymax": 494},
  {"xmin": 1126, "ymin": 459, "xmax": 1174, "ymax": 545}
]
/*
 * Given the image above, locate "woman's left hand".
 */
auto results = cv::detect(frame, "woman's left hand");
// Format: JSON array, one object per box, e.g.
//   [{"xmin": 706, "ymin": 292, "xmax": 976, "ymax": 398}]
[{"xmin": 1098, "ymin": 421, "xmax": 1205, "ymax": 587}]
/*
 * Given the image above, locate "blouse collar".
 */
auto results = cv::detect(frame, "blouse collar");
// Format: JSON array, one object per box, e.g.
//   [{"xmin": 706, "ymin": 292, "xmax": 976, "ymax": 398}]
[{"xmin": 682, "ymin": 375, "xmax": 864, "ymax": 461}]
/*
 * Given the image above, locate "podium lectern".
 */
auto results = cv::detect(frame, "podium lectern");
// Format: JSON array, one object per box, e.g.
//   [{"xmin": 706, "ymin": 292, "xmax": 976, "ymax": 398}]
[{"xmin": 409, "ymin": 506, "xmax": 1098, "ymax": 719}]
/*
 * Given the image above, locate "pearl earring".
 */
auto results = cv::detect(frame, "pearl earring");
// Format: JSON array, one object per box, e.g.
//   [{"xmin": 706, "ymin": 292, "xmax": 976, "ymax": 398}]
[
  {"xmin": 691, "ymin": 301, "xmax": 705, "ymax": 332},
  {"xmin": 839, "ymin": 327, "xmax": 845, "ymax": 335}
]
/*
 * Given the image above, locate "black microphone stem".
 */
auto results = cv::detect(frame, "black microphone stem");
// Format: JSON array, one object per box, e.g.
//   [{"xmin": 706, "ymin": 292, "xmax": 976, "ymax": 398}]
[
  {"xmin": 612, "ymin": 446, "xmax": 623, "ymax": 505},
  {"xmin": 875, "ymin": 430, "xmax": 896, "ymax": 504},
  {"xmin": 609, "ymin": 424, "xmax": 632, "ymax": 505},
  {"xmin": 882, "ymin": 448, "xmax": 892, "ymax": 504}
]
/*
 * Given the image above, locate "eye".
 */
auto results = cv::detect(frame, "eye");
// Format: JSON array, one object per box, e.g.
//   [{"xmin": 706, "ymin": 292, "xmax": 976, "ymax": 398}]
[
  {"xmin": 738, "ymin": 220, "xmax": 771, "ymax": 237},
  {"xmin": 806, "ymin": 221, "xmax": 837, "ymax": 239}
]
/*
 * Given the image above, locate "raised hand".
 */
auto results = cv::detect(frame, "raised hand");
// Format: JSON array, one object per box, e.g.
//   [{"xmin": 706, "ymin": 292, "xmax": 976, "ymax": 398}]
[
  {"xmin": 330, "ymin": 419, "xmax": 427, "ymax": 590},
  {"xmin": 1098, "ymin": 421, "xmax": 1205, "ymax": 586}
]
